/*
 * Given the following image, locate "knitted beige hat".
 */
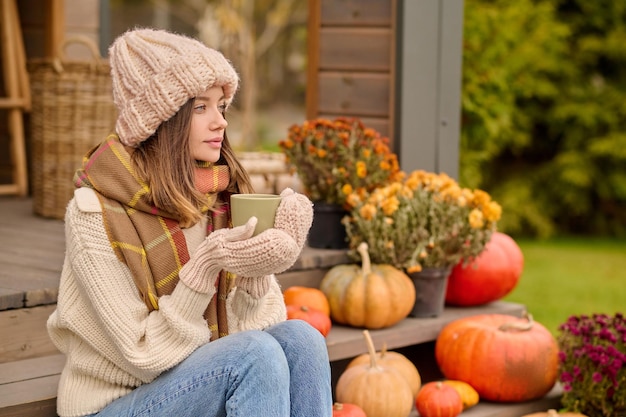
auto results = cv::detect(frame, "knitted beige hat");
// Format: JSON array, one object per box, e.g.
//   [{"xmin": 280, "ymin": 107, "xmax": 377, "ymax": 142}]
[{"xmin": 109, "ymin": 28, "xmax": 239, "ymax": 147}]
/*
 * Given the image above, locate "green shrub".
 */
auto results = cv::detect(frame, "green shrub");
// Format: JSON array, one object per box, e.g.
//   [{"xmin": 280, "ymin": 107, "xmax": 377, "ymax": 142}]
[{"xmin": 461, "ymin": 0, "xmax": 626, "ymax": 237}]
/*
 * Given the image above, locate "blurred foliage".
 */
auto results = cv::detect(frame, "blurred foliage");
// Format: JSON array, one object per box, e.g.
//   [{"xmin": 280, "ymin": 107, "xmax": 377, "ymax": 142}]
[{"xmin": 461, "ymin": 0, "xmax": 626, "ymax": 238}]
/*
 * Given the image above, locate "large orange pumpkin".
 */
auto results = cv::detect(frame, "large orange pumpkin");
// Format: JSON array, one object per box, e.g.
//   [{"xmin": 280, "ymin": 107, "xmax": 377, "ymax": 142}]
[
  {"xmin": 320, "ymin": 243, "xmax": 416, "ymax": 329},
  {"xmin": 435, "ymin": 312, "xmax": 559, "ymax": 402},
  {"xmin": 445, "ymin": 232, "xmax": 524, "ymax": 306}
]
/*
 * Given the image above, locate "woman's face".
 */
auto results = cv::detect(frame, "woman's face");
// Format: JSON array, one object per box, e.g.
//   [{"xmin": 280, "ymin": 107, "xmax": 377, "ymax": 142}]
[{"xmin": 189, "ymin": 86, "xmax": 228, "ymax": 163}]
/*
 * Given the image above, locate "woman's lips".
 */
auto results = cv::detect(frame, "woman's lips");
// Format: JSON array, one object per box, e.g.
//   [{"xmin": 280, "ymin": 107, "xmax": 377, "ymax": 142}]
[{"xmin": 205, "ymin": 138, "xmax": 223, "ymax": 148}]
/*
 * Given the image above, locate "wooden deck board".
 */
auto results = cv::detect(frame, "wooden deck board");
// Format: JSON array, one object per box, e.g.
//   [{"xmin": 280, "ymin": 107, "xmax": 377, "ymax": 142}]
[
  {"xmin": 0, "ymin": 354, "xmax": 65, "ymax": 385},
  {"xmin": 0, "ymin": 354, "xmax": 64, "ymax": 413},
  {"xmin": 0, "ymin": 198, "xmax": 65, "ymax": 310},
  {"xmin": 326, "ymin": 301, "xmax": 525, "ymax": 361}
]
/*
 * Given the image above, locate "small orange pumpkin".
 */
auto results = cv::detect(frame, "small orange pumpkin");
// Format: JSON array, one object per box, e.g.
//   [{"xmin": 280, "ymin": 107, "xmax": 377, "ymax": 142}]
[
  {"xmin": 416, "ymin": 381, "xmax": 463, "ymax": 417},
  {"xmin": 320, "ymin": 242, "xmax": 416, "ymax": 329},
  {"xmin": 332, "ymin": 402, "xmax": 367, "ymax": 417},
  {"xmin": 442, "ymin": 380, "xmax": 479, "ymax": 410},
  {"xmin": 283, "ymin": 286, "xmax": 330, "ymax": 316},
  {"xmin": 286, "ymin": 305, "xmax": 332, "ymax": 337}
]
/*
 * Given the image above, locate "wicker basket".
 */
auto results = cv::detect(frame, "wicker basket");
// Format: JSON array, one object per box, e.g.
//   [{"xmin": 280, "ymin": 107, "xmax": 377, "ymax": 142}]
[{"xmin": 28, "ymin": 36, "xmax": 117, "ymax": 219}]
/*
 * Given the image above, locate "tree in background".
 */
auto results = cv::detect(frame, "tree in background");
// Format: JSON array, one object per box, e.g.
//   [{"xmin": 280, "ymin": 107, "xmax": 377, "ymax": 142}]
[
  {"xmin": 461, "ymin": 0, "xmax": 626, "ymax": 237},
  {"xmin": 109, "ymin": 0, "xmax": 308, "ymax": 149},
  {"xmin": 196, "ymin": 0, "xmax": 304, "ymax": 149}
]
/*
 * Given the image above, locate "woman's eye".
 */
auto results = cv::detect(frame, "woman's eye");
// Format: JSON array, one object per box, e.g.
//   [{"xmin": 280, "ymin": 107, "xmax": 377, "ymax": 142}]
[
  {"xmin": 194, "ymin": 104, "xmax": 207, "ymax": 112},
  {"xmin": 218, "ymin": 103, "xmax": 227, "ymax": 113}
]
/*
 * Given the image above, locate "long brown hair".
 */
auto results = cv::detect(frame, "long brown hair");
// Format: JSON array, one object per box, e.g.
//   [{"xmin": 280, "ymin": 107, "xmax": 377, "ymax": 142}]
[{"xmin": 131, "ymin": 99, "xmax": 254, "ymax": 227}]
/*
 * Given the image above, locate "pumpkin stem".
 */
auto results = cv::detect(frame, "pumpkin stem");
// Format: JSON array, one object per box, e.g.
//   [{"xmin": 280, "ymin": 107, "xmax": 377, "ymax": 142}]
[
  {"xmin": 357, "ymin": 242, "xmax": 371, "ymax": 275},
  {"xmin": 362, "ymin": 330, "xmax": 379, "ymax": 369},
  {"xmin": 381, "ymin": 342, "xmax": 388, "ymax": 357},
  {"xmin": 498, "ymin": 311, "xmax": 534, "ymax": 332}
]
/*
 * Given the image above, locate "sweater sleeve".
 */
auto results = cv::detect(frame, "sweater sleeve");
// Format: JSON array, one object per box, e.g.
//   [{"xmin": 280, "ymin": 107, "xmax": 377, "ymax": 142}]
[
  {"xmin": 226, "ymin": 275, "xmax": 287, "ymax": 332},
  {"xmin": 52, "ymin": 198, "xmax": 214, "ymax": 383}
]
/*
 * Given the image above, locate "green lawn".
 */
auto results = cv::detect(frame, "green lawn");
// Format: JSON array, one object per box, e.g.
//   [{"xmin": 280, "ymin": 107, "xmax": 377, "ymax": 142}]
[{"xmin": 503, "ymin": 237, "xmax": 626, "ymax": 335}]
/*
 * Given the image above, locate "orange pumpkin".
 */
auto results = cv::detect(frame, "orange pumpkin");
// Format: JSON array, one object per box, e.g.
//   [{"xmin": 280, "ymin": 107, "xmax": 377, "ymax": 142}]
[
  {"xmin": 416, "ymin": 381, "xmax": 463, "ymax": 417},
  {"xmin": 435, "ymin": 312, "xmax": 559, "ymax": 402},
  {"xmin": 283, "ymin": 286, "xmax": 330, "ymax": 316},
  {"xmin": 442, "ymin": 380, "xmax": 479, "ymax": 410},
  {"xmin": 336, "ymin": 330, "xmax": 414, "ymax": 417},
  {"xmin": 346, "ymin": 343, "xmax": 421, "ymax": 397},
  {"xmin": 286, "ymin": 305, "xmax": 332, "ymax": 337},
  {"xmin": 332, "ymin": 402, "xmax": 367, "ymax": 417},
  {"xmin": 320, "ymin": 243, "xmax": 416, "ymax": 329},
  {"xmin": 445, "ymin": 232, "xmax": 524, "ymax": 306}
]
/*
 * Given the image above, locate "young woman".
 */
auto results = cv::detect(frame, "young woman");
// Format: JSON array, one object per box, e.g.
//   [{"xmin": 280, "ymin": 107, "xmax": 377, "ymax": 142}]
[{"xmin": 47, "ymin": 28, "xmax": 332, "ymax": 417}]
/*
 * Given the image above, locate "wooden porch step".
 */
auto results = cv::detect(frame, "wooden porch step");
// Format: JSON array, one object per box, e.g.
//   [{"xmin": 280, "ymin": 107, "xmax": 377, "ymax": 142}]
[
  {"xmin": 325, "ymin": 301, "xmax": 526, "ymax": 362},
  {"xmin": 0, "ymin": 309, "xmax": 562, "ymax": 417},
  {"xmin": 0, "ymin": 354, "xmax": 64, "ymax": 417},
  {"xmin": 0, "ymin": 304, "xmax": 59, "ymax": 364}
]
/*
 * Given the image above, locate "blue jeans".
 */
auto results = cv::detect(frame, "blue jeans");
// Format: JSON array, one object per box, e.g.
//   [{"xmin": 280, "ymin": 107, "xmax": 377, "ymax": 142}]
[{"xmin": 92, "ymin": 320, "xmax": 332, "ymax": 417}]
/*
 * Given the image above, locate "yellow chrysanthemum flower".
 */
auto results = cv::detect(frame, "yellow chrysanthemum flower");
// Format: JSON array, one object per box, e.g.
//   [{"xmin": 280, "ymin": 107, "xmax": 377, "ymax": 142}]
[
  {"xmin": 472, "ymin": 189, "xmax": 491, "ymax": 207},
  {"xmin": 346, "ymin": 193, "xmax": 362, "ymax": 208},
  {"xmin": 381, "ymin": 196, "xmax": 400, "ymax": 216},
  {"xmin": 356, "ymin": 161, "xmax": 367, "ymax": 178},
  {"xmin": 484, "ymin": 201, "xmax": 502, "ymax": 222},
  {"xmin": 359, "ymin": 204, "xmax": 377, "ymax": 221},
  {"xmin": 469, "ymin": 208, "xmax": 485, "ymax": 229}
]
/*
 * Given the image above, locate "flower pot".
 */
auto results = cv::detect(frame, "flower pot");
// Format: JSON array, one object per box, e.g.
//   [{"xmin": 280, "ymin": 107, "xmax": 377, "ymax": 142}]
[
  {"xmin": 407, "ymin": 267, "xmax": 452, "ymax": 318},
  {"xmin": 308, "ymin": 202, "xmax": 349, "ymax": 249}
]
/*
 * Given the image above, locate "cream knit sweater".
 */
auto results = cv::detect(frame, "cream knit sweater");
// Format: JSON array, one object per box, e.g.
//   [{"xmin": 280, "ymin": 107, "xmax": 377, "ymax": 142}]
[{"xmin": 47, "ymin": 190, "xmax": 287, "ymax": 417}]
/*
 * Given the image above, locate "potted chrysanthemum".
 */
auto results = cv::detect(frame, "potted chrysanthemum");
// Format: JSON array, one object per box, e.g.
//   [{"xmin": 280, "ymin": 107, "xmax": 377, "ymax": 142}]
[
  {"xmin": 557, "ymin": 313, "xmax": 626, "ymax": 417},
  {"xmin": 279, "ymin": 117, "xmax": 401, "ymax": 249},
  {"xmin": 343, "ymin": 169, "xmax": 502, "ymax": 316}
]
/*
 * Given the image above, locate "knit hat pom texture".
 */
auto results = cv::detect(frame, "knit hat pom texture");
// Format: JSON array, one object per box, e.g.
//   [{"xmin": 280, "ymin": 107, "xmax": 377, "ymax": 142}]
[{"xmin": 109, "ymin": 28, "xmax": 239, "ymax": 147}]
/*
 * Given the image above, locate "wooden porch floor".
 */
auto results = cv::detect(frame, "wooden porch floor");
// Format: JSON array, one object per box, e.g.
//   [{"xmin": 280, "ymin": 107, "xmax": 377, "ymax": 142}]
[{"xmin": 0, "ymin": 197, "xmax": 64, "ymax": 311}]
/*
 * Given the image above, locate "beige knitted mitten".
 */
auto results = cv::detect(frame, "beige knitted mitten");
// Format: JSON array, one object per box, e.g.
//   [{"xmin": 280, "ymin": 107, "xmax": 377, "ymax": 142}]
[
  {"xmin": 179, "ymin": 216, "xmax": 304, "ymax": 294},
  {"xmin": 178, "ymin": 217, "xmax": 257, "ymax": 293},
  {"xmin": 274, "ymin": 188, "xmax": 314, "ymax": 249},
  {"xmin": 235, "ymin": 188, "xmax": 313, "ymax": 298}
]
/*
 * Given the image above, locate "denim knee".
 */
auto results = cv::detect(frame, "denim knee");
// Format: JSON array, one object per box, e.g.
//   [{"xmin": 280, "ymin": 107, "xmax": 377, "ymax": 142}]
[
  {"xmin": 270, "ymin": 319, "xmax": 329, "ymax": 359},
  {"xmin": 233, "ymin": 330, "xmax": 290, "ymax": 376}
]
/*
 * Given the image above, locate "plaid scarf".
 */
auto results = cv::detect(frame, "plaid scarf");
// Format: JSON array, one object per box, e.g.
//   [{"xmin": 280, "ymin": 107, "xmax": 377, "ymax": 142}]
[{"xmin": 74, "ymin": 134, "xmax": 234, "ymax": 340}]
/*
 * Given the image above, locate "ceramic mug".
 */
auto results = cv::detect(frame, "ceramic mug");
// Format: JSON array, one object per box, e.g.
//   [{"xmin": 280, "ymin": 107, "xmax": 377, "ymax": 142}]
[{"xmin": 230, "ymin": 193, "xmax": 282, "ymax": 236}]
